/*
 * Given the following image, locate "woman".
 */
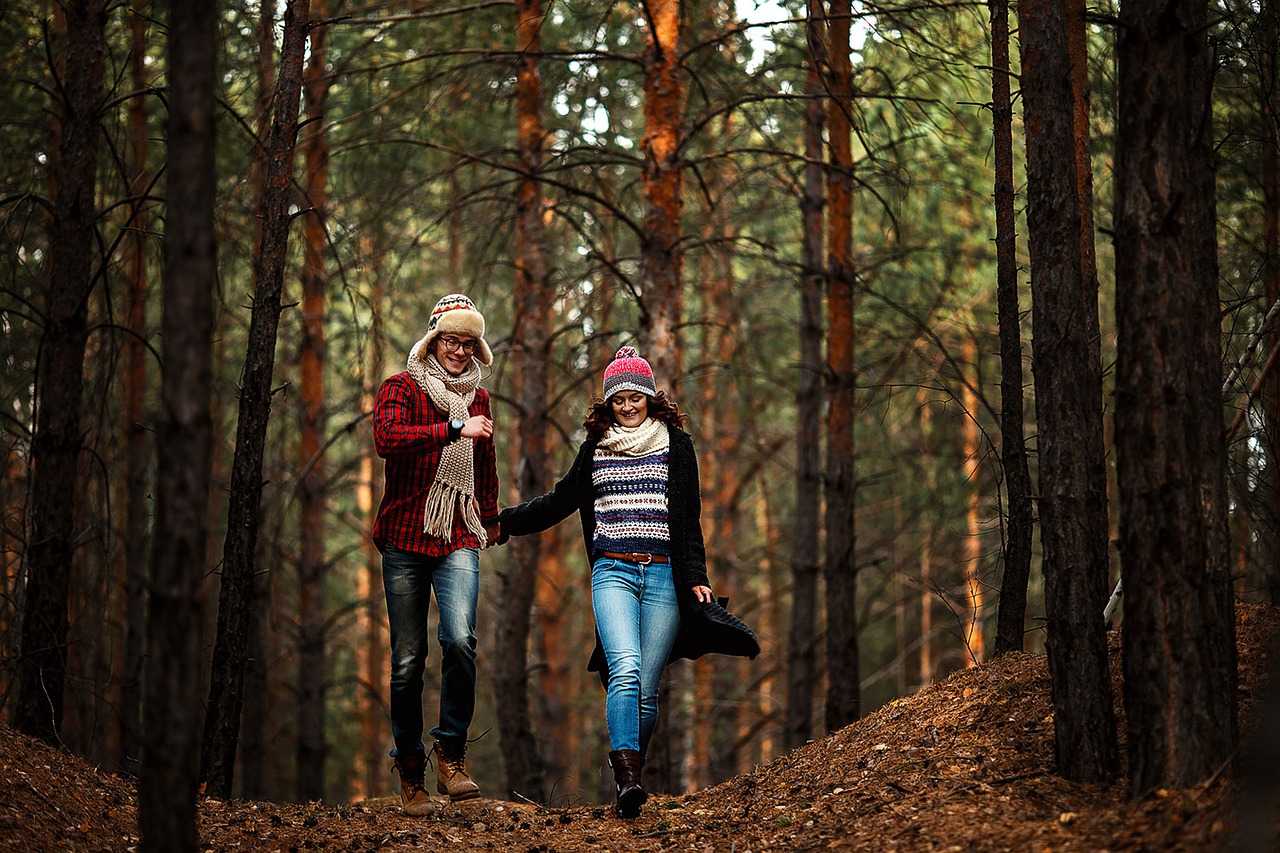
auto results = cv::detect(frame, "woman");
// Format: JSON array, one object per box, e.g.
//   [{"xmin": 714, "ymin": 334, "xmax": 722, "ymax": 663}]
[{"xmin": 498, "ymin": 346, "xmax": 718, "ymax": 819}]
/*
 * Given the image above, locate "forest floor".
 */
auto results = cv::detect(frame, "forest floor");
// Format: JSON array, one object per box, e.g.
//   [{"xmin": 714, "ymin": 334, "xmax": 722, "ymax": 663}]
[{"xmin": 4, "ymin": 605, "xmax": 1279, "ymax": 852}]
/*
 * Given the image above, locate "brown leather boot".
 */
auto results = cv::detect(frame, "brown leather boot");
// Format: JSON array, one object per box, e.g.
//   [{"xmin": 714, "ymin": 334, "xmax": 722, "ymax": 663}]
[
  {"xmin": 432, "ymin": 740, "xmax": 481, "ymax": 802},
  {"xmin": 608, "ymin": 749, "xmax": 646, "ymax": 818},
  {"xmin": 393, "ymin": 754, "xmax": 437, "ymax": 816}
]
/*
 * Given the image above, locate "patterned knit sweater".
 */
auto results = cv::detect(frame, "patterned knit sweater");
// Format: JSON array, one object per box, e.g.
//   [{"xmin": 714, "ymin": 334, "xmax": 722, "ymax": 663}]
[{"xmin": 591, "ymin": 448, "xmax": 670, "ymax": 555}]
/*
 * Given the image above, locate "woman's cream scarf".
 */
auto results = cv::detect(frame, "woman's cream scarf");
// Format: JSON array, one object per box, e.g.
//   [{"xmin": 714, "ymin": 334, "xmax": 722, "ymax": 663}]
[
  {"xmin": 598, "ymin": 416, "xmax": 670, "ymax": 457},
  {"xmin": 406, "ymin": 340, "xmax": 487, "ymax": 545}
]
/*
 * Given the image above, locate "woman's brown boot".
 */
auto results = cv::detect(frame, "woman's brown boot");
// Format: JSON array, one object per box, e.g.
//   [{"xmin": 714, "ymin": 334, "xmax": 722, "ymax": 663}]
[{"xmin": 608, "ymin": 749, "xmax": 646, "ymax": 818}]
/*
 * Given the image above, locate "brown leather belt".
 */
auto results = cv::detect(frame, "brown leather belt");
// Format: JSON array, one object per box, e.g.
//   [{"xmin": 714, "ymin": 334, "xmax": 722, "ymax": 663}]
[{"xmin": 598, "ymin": 550, "xmax": 669, "ymax": 565}]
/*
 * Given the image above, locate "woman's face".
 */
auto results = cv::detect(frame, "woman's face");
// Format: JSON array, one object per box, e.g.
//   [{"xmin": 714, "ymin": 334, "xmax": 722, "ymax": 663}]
[{"xmin": 609, "ymin": 391, "xmax": 649, "ymax": 428}]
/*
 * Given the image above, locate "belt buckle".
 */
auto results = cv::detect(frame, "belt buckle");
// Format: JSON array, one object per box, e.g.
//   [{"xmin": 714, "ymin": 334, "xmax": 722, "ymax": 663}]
[{"xmin": 634, "ymin": 552, "xmax": 653, "ymax": 565}]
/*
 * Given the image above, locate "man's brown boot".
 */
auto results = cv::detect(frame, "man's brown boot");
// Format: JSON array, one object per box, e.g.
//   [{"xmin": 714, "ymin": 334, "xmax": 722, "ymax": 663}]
[
  {"xmin": 393, "ymin": 754, "xmax": 437, "ymax": 816},
  {"xmin": 432, "ymin": 739, "xmax": 481, "ymax": 801}
]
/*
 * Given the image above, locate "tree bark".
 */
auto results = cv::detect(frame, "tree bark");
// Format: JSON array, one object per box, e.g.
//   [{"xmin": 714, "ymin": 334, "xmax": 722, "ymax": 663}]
[
  {"xmin": 1018, "ymin": 0, "xmax": 1118, "ymax": 783},
  {"xmin": 120, "ymin": 0, "xmax": 152, "ymax": 773},
  {"xmin": 962, "ymin": 335, "xmax": 984, "ymax": 665},
  {"xmin": 637, "ymin": 0, "xmax": 686, "ymax": 387},
  {"xmin": 200, "ymin": 0, "xmax": 311, "ymax": 799},
  {"xmin": 295, "ymin": 0, "xmax": 330, "ymax": 802},
  {"xmin": 637, "ymin": 0, "xmax": 690, "ymax": 794},
  {"xmin": 495, "ymin": 0, "xmax": 551, "ymax": 801},
  {"xmin": 354, "ymin": 231, "xmax": 387, "ymax": 799},
  {"xmin": 787, "ymin": 0, "xmax": 826, "ymax": 751},
  {"xmin": 15, "ymin": 0, "xmax": 106, "ymax": 745},
  {"xmin": 1261, "ymin": 0, "xmax": 1280, "ymax": 605},
  {"xmin": 139, "ymin": 0, "xmax": 217, "ymax": 845},
  {"xmin": 989, "ymin": 0, "xmax": 1033, "ymax": 657},
  {"xmin": 1115, "ymin": 0, "xmax": 1237, "ymax": 797},
  {"xmin": 824, "ymin": 0, "xmax": 859, "ymax": 733}
]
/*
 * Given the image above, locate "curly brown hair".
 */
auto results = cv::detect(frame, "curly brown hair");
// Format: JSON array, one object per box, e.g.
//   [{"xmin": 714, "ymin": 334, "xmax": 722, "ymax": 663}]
[{"xmin": 583, "ymin": 391, "xmax": 687, "ymax": 440}]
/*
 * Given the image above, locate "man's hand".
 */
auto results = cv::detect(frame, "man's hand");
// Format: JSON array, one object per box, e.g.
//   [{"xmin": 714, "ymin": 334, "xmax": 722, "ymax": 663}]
[
  {"xmin": 483, "ymin": 521, "xmax": 503, "ymax": 547},
  {"xmin": 461, "ymin": 415, "xmax": 493, "ymax": 440}
]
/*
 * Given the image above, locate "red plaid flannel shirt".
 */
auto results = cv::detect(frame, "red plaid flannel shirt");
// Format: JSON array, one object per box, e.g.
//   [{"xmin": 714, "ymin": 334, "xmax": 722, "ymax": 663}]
[{"xmin": 372, "ymin": 372, "xmax": 499, "ymax": 556}]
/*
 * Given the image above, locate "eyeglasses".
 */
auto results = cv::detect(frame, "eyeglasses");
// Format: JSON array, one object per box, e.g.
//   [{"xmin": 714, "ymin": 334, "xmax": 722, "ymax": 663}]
[{"xmin": 440, "ymin": 337, "xmax": 477, "ymax": 354}]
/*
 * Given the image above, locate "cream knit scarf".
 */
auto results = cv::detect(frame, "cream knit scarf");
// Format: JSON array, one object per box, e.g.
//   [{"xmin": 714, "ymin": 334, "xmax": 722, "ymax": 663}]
[
  {"xmin": 598, "ymin": 417, "xmax": 670, "ymax": 457},
  {"xmin": 406, "ymin": 343, "xmax": 487, "ymax": 545}
]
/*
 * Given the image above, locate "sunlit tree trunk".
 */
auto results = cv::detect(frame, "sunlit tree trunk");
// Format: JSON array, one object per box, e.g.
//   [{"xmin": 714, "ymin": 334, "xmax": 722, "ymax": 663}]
[
  {"xmin": 1115, "ymin": 0, "xmax": 1236, "ymax": 796},
  {"xmin": 990, "ymin": 0, "xmax": 1033, "ymax": 656},
  {"xmin": 200, "ymin": 0, "xmax": 311, "ymax": 799},
  {"xmin": 353, "ymin": 231, "xmax": 387, "ymax": 800},
  {"xmin": 295, "ymin": 2, "xmax": 330, "ymax": 801},
  {"xmin": 140, "ymin": 0, "xmax": 216, "ymax": 844},
  {"xmin": 1019, "ymin": 0, "xmax": 1117, "ymax": 783},
  {"xmin": 637, "ymin": 0, "xmax": 686, "ymax": 387},
  {"xmin": 824, "ymin": 0, "xmax": 859, "ymax": 732},
  {"xmin": 495, "ymin": 0, "xmax": 552, "ymax": 801},
  {"xmin": 787, "ymin": 0, "xmax": 826, "ymax": 751},
  {"xmin": 16, "ymin": 0, "xmax": 106, "ymax": 745},
  {"xmin": 637, "ymin": 0, "xmax": 691, "ymax": 794},
  {"xmin": 962, "ymin": 336, "xmax": 984, "ymax": 665}
]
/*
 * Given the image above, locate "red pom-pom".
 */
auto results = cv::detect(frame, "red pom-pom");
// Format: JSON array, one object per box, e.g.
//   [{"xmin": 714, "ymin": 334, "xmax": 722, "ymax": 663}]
[{"xmin": 615, "ymin": 346, "xmax": 639, "ymax": 360}]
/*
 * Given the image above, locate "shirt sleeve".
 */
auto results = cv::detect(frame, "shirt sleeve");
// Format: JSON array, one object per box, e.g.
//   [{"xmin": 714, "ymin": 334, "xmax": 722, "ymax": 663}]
[
  {"xmin": 373, "ymin": 375, "xmax": 449, "ymax": 458},
  {"xmin": 476, "ymin": 391, "xmax": 499, "ymax": 524}
]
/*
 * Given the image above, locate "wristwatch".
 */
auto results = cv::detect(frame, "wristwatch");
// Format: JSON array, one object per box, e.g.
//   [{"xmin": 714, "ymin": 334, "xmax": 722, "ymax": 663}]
[{"xmin": 448, "ymin": 418, "xmax": 465, "ymax": 442}]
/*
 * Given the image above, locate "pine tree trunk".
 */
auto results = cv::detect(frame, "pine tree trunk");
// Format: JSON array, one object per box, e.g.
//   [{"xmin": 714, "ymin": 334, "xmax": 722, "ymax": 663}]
[
  {"xmin": 637, "ymin": 0, "xmax": 690, "ymax": 794},
  {"xmin": 232, "ymin": 1, "xmax": 278, "ymax": 802},
  {"xmin": 962, "ymin": 336, "xmax": 984, "ymax": 665},
  {"xmin": 495, "ymin": 0, "xmax": 552, "ymax": 801},
  {"xmin": 200, "ymin": 0, "xmax": 311, "ymax": 798},
  {"xmin": 1019, "ymin": 0, "xmax": 1118, "ymax": 783},
  {"xmin": 1115, "ymin": 0, "xmax": 1237, "ymax": 796},
  {"xmin": 16, "ymin": 0, "xmax": 106, "ymax": 745},
  {"xmin": 989, "ymin": 0, "xmax": 1033, "ymax": 657},
  {"xmin": 824, "ymin": 0, "xmax": 859, "ymax": 733},
  {"xmin": 787, "ymin": 0, "xmax": 826, "ymax": 751},
  {"xmin": 355, "ymin": 232, "xmax": 387, "ymax": 799},
  {"xmin": 140, "ymin": 0, "xmax": 216, "ymax": 844},
  {"xmin": 119, "ymin": 0, "xmax": 152, "ymax": 773},
  {"xmin": 637, "ymin": 0, "xmax": 686, "ymax": 387},
  {"xmin": 296, "ymin": 2, "xmax": 330, "ymax": 801},
  {"xmin": 1261, "ymin": 0, "xmax": 1280, "ymax": 605}
]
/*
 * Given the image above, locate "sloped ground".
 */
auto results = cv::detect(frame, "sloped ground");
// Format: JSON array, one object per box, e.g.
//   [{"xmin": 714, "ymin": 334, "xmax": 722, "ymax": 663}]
[{"xmin": 3, "ymin": 605, "xmax": 1277, "ymax": 852}]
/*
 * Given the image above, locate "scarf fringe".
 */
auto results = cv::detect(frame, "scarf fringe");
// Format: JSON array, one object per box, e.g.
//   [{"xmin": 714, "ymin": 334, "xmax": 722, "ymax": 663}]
[{"xmin": 423, "ymin": 479, "xmax": 488, "ymax": 547}]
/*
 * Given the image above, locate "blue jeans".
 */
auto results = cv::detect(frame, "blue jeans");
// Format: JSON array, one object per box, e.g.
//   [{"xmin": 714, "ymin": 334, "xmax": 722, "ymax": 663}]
[
  {"xmin": 591, "ymin": 556, "xmax": 680, "ymax": 754},
  {"xmin": 380, "ymin": 542, "xmax": 479, "ymax": 759}
]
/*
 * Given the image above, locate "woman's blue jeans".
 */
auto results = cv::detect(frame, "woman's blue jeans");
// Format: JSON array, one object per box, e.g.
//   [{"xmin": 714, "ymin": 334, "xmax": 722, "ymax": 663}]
[
  {"xmin": 591, "ymin": 556, "xmax": 680, "ymax": 755},
  {"xmin": 379, "ymin": 542, "xmax": 479, "ymax": 759}
]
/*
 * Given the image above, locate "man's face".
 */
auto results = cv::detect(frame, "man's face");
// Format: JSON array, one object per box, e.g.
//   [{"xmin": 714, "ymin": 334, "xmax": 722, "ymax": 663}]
[{"xmin": 433, "ymin": 334, "xmax": 477, "ymax": 376}]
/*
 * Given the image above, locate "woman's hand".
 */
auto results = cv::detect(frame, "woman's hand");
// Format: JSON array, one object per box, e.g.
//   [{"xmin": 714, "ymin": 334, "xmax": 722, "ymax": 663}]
[{"xmin": 691, "ymin": 585, "xmax": 713, "ymax": 603}]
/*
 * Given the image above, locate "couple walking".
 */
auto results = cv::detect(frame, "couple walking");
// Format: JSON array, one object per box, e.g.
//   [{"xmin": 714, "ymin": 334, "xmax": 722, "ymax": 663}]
[{"xmin": 371, "ymin": 293, "xmax": 757, "ymax": 819}]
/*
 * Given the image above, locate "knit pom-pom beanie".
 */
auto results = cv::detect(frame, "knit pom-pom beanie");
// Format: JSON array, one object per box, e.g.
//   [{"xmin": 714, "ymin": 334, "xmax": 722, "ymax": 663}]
[{"xmin": 602, "ymin": 346, "xmax": 657, "ymax": 399}]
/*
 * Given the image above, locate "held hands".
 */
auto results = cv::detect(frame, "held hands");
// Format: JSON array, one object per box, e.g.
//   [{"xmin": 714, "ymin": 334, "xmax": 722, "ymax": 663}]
[
  {"xmin": 691, "ymin": 585, "xmax": 713, "ymax": 604},
  {"xmin": 482, "ymin": 521, "xmax": 503, "ymax": 549},
  {"xmin": 462, "ymin": 415, "xmax": 494, "ymax": 440}
]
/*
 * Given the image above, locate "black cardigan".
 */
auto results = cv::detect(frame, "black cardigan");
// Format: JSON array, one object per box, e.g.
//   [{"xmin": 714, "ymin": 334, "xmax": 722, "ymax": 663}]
[
  {"xmin": 499, "ymin": 428, "xmax": 759, "ymax": 683},
  {"xmin": 498, "ymin": 428, "xmax": 711, "ymax": 591}
]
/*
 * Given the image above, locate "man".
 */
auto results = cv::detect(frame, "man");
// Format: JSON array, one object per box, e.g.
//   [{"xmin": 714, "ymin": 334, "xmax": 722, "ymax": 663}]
[{"xmin": 372, "ymin": 293, "xmax": 500, "ymax": 815}]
